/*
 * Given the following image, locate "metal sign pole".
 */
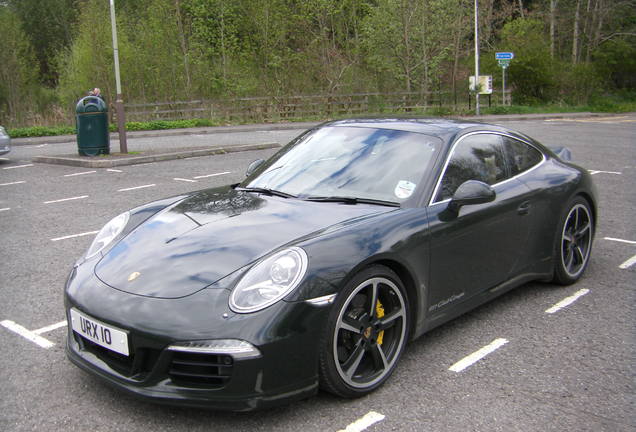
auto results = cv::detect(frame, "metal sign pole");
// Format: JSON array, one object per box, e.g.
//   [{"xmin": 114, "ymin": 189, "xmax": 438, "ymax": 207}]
[
  {"xmin": 474, "ymin": 0, "xmax": 480, "ymax": 115},
  {"xmin": 502, "ymin": 66, "xmax": 506, "ymax": 105},
  {"xmin": 109, "ymin": 0, "xmax": 128, "ymax": 154},
  {"xmin": 496, "ymin": 53, "xmax": 514, "ymax": 107}
]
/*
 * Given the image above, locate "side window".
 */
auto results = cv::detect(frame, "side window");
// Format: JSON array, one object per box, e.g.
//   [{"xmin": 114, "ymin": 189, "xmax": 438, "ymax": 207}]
[
  {"xmin": 504, "ymin": 137, "xmax": 543, "ymax": 176},
  {"xmin": 436, "ymin": 134, "xmax": 506, "ymax": 202}
]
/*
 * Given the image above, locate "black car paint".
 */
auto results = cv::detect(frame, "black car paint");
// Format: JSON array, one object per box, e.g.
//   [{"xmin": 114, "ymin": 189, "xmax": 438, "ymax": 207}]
[
  {"xmin": 95, "ymin": 187, "xmax": 391, "ymax": 299},
  {"xmin": 65, "ymin": 118, "xmax": 596, "ymax": 410}
]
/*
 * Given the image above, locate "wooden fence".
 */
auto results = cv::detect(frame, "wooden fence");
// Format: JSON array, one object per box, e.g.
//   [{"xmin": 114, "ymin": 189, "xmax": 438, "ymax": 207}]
[{"xmin": 122, "ymin": 91, "xmax": 512, "ymax": 123}]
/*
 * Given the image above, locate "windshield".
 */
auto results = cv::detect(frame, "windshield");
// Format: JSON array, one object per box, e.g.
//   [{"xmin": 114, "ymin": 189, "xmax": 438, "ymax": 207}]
[{"xmin": 243, "ymin": 126, "xmax": 441, "ymax": 203}]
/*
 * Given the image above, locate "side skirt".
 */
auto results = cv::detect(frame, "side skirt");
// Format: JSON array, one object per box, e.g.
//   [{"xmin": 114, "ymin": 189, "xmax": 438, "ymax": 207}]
[{"xmin": 412, "ymin": 270, "xmax": 552, "ymax": 340}]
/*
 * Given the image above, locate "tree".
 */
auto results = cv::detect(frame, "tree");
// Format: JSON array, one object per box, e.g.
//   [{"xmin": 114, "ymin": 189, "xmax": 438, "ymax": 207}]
[
  {"xmin": 361, "ymin": 0, "xmax": 456, "ymax": 97},
  {"xmin": 8, "ymin": 0, "xmax": 78, "ymax": 86},
  {"xmin": 0, "ymin": 7, "xmax": 39, "ymax": 125},
  {"xmin": 56, "ymin": 0, "xmax": 120, "ymax": 105},
  {"xmin": 499, "ymin": 18, "xmax": 555, "ymax": 103}
]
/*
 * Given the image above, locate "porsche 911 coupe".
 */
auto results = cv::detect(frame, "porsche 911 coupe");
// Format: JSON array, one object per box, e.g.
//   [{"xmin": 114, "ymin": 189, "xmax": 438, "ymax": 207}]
[{"xmin": 65, "ymin": 118, "xmax": 596, "ymax": 411}]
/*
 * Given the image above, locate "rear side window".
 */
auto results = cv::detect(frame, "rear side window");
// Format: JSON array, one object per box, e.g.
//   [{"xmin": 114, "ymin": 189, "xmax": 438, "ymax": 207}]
[
  {"xmin": 504, "ymin": 137, "xmax": 543, "ymax": 176},
  {"xmin": 435, "ymin": 134, "xmax": 506, "ymax": 202}
]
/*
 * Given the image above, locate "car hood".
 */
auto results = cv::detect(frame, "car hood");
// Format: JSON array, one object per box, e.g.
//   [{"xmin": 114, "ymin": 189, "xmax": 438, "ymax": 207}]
[{"xmin": 95, "ymin": 187, "xmax": 393, "ymax": 298}]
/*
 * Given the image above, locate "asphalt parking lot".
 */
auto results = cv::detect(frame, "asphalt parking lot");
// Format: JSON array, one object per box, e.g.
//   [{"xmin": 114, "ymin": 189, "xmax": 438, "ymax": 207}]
[{"xmin": 1, "ymin": 114, "xmax": 634, "ymax": 431}]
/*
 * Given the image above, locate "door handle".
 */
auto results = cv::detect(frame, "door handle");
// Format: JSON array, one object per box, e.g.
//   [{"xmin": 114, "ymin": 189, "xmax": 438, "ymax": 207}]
[{"xmin": 517, "ymin": 201, "xmax": 531, "ymax": 215}]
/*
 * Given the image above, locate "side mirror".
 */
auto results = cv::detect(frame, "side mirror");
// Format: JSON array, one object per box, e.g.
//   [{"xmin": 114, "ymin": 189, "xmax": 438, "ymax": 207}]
[
  {"xmin": 245, "ymin": 159, "xmax": 265, "ymax": 177},
  {"xmin": 447, "ymin": 180, "xmax": 496, "ymax": 214}
]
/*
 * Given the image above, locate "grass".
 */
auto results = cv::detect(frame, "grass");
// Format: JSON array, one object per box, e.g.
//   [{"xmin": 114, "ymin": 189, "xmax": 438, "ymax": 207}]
[{"xmin": 7, "ymin": 98, "xmax": 635, "ymax": 138}]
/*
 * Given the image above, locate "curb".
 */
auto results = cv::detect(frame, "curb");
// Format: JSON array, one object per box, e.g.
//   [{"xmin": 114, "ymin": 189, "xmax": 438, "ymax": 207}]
[{"xmin": 32, "ymin": 142, "xmax": 281, "ymax": 168}]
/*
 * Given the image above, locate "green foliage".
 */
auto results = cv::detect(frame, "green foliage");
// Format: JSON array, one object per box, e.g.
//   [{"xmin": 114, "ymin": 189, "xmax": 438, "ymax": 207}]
[
  {"xmin": 0, "ymin": 7, "xmax": 40, "ymax": 125},
  {"xmin": 56, "ymin": 0, "xmax": 119, "ymax": 104},
  {"xmin": 592, "ymin": 38, "xmax": 636, "ymax": 90},
  {"xmin": 123, "ymin": 118, "xmax": 221, "ymax": 131},
  {"xmin": 361, "ymin": 0, "xmax": 457, "ymax": 93},
  {"xmin": 498, "ymin": 18, "xmax": 556, "ymax": 104},
  {"xmin": 4, "ymin": 0, "xmax": 635, "ymax": 128},
  {"xmin": 7, "ymin": 0, "xmax": 78, "ymax": 86},
  {"xmin": 8, "ymin": 125, "xmax": 75, "ymax": 138}
]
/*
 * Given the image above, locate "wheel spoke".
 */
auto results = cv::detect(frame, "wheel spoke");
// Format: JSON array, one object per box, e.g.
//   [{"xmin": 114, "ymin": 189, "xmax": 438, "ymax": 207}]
[
  {"xmin": 339, "ymin": 316, "xmax": 363, "ymax": 335},
  {"xmin": 565, "ymin": 249, "xmax": 575, "ymax": 271},
  {"xmin": 563, "ymin": 232, "xmax": 574, "ymax": 244},
  {"xmin": 574, "ymin": 207, "xmax": 580, "ymax": 228},
  {"xmin": 573, "ymin": 244, "xmax": 585, "ymax": 264},
  {"xmin": 576, "ymin": 222, "xmax": 591, "ymax": 238},
  {"xmin": 368, "ymin": 281, "xmax": 379, "ymax": 318},
  {"xmin": 370, "ymin": 344, "xmax": 389, "ymax": 371},
  {"xmin": 379, "ymin": 309, "xmax": 405, "ymax": 331},
  {"xmin": 342, "ymin": 342, "xmax": 366, "ymax": 379}
]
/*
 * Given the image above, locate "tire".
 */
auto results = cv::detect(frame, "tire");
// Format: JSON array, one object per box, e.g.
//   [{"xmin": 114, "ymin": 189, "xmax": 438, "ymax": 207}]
[
  {"xmin": 552, "ymin": 197, "xmax": 594, "ymax": 285},
  {"xmin": 319, "ymin": 265, "xmax": 410, "ymax": 398}
]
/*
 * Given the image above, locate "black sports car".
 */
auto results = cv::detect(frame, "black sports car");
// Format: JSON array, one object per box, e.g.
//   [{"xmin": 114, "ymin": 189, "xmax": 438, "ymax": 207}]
[{"xmin": 65, "ymin": 118, "xmax": 596, "ymax": 411}]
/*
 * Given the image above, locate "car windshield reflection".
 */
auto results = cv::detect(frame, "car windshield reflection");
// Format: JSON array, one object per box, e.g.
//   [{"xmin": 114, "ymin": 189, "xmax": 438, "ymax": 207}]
[{"xmin": 243, "ymin": 126, "xmax": 441, "ymax": 204}]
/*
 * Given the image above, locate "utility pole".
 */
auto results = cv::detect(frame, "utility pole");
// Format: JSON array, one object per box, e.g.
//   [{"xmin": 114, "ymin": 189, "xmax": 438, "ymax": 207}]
[
  {"xmin": 109, "ymin": 0, "xmax": 128, "ymax": 153},
  {"xmin": 474, "ymin": 0, "xmax": 480, "ymax": 115}
]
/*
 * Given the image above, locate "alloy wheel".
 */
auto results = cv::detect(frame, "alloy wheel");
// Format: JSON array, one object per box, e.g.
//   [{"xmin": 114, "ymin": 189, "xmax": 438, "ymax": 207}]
[
  {"xmin": 561, "ymin": 203, "xmax": 593, "ymax": 278},
  {"xmin": 332, "ymin": 276, "xmax": 407, "ymax": 389}
]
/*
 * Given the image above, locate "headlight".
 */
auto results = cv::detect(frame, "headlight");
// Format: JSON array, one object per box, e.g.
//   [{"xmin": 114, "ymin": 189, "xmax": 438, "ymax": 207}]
[
  {"xmin": 85, "ymin": 212, "xmax": 130, "ymax": 259},
  {"xmin": 229, "ymin": 247, "xmax": 308, "ymax": 313}
]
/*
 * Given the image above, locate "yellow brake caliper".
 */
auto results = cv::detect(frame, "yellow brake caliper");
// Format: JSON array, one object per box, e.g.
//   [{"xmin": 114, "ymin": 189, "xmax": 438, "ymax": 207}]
[{"xmin": 376, "ymin": 300, "xmax": 385, "ymax": 345}]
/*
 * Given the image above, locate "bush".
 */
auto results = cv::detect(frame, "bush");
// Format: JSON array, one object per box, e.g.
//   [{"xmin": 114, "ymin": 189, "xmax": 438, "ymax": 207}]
[{"xmin": 8, "ymin": 125, "xmax": 75, "ymax": 138}]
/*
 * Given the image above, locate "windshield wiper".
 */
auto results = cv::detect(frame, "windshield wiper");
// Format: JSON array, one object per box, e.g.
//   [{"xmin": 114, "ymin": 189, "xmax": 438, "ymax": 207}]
[
  {"xmin": 235, "ymin": 186, "xmax": 297, "ymax": 199},
  {"xmin": 304, "ymin": 196, "xmax": 400, "ymax": 207}
]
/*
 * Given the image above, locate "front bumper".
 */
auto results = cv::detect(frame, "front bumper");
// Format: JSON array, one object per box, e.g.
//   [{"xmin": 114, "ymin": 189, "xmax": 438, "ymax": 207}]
[{"xmin": 64, "ymin": 265, "xmax": 330, "ymax": 411}]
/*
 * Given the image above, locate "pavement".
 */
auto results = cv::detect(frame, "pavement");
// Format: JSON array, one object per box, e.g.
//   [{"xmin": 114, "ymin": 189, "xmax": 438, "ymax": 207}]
[
  {"xmin": 1, "ymin": 114, "xmax": 634, "ymax": 431},
  {"xmin": 13, "ymin": 112, "xmax": 621, "ymax": 168}
]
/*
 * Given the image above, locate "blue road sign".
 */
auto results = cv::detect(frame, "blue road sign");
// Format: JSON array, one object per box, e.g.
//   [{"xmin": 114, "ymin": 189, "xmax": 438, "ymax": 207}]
[{"xmin": 496, "ymin": 52, "xmax": 514, "ymax": 60}]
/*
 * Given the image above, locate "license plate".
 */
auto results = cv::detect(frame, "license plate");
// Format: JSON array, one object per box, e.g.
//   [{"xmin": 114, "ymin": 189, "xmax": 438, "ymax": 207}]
[{"xmin": 70, "ymin": 308, "xmax": 129, "ymax": 356}]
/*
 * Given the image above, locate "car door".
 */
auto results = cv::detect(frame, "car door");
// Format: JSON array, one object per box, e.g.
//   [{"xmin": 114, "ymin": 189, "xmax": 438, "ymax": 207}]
[
  {"xmin": 501, "ymin": 135, "xmax": 550, "ymax": 274},
  {"xmin": 425, "ymin": 133, "xmax": 534, "ymax": 314}
]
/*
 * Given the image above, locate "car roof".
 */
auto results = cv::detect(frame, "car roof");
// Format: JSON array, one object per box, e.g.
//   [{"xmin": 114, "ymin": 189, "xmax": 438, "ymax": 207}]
[{"xmin": 322, "ymin": 117, "xmax": 490, "ymax": 137}]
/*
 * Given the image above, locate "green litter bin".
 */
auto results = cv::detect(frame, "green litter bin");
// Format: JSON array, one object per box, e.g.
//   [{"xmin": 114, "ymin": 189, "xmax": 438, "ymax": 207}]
[{"xmin": 76, "ymin": 96, "xmax": 110, "ymax": 156}]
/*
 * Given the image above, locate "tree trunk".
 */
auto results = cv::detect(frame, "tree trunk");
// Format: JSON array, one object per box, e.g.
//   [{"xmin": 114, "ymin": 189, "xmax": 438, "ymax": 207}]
[
  {"xmin": 174, "ymin": 0, "xmax": 191, "ymax": 99},
  {"xmin": 550, "ymin": 0, "xmax": 558, "ymax": 58},
  {"xmin": 572, "ymin": 0, "xmax": 581, "ymax": 63}
]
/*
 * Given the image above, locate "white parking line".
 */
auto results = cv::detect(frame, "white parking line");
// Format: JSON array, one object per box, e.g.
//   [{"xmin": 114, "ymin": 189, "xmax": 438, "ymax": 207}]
[
  {"xmin": 33, "ymin": 320, "xmax": 67, "ymax": 335},
  {"xmin": 449, "ymin": 338, "xmax": 509, "ymax": 372},
  {"xmin": 51, "ymin": 230, "xmax": 99, "ymax": 242},
  {"xmin": 174, "ymin": 178, "xmax": 198, "ymax": 183},
  {"xmin": 545, "ymin": 289, "xmax": 590, "ymax": 314},
  {"xmin": 106, "ymin": 169, "xmax": 123, "ymax": 173},
  {"xmin": 1, "ymin": 180, "xmax": 26, "ymax": 186},
  {"xmin": 0, "ymin": 208, "xmax": 10, "ymax": 212},
  {"xmin": 3, "ymin": 164, "xmax": 33, "ymax": 170},
  {"xmin": 44, "ymin": 195, "xmax": 88, "ymax": 204},
  {"xmin": 338, "ymin": 411, "xmax": 385, "ymax": 432},
  {"xmin": 588, "ymin": 170, "xmax": 622, "ymax": 175},
  {"xmin": 193, "ymin": 171, "xmax": 231, "ymax": 179},
  {"xmin": 1, "ymin": 320, "xmax": 55, "ymax": 349},
  {"xmin": 619, "ymin": 255, "xmax": 636, "ymax": 269},
  {"xmin": 604, "ymin": 237, "xmax": 636, "ymax": 245},
  {"xmin": 118, "ymin": 184, "xmax": 156, "ymax": 192},
  {"xmin": 64, "ymin": 170, "xmax": 96, "ymax": 177}
]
